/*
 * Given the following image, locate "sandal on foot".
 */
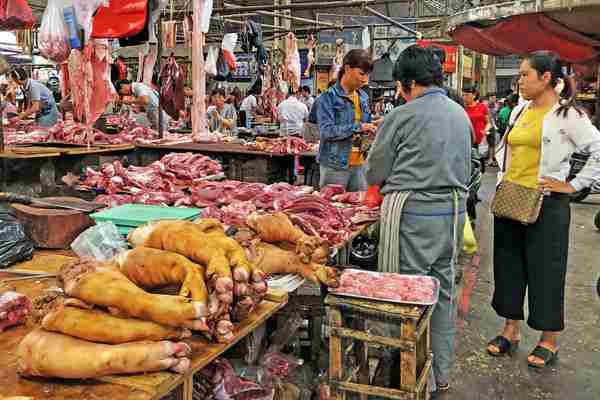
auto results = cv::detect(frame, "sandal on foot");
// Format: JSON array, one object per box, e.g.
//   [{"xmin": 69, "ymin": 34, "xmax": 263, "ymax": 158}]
[
  {"xmin": 528, "ymin": 346, "xmax": 559, "ymax": 369},
  {"xmin": 437, "ymin": 382, "xmax": 450, "ymax": 392},
  {"xmin": 487, "ymin": 336, "xmax": 519, "ymax": 356}
]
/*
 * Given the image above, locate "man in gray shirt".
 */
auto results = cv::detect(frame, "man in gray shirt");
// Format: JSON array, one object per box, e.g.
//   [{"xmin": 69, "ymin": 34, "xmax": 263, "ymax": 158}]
[
  {"xmin": 8, "ymin": 68, "xmax": 59, "ymax": 127},
  {"xmin": 115, "ymin": 79, "xmax": 171, "ymax": 132},
  {"xmin": 366, "ymin": 45, "xmax": 471, "ymax": 395}
]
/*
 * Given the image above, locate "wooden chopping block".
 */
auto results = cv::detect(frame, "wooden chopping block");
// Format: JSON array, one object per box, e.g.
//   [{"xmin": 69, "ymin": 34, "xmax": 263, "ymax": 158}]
[{"xmin": 11, "ymin": 197, "xmax": 95, "ymax": 249}]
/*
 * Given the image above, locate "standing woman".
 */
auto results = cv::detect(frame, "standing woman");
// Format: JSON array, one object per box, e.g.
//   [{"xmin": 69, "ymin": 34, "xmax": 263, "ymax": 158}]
[
  {"xmin": 487, "ymin": 51, "xmax": 600, "ymax": 368},
  {"xmin": 8, "ymin": 67, "xmax": 59, "ymax": 127}
]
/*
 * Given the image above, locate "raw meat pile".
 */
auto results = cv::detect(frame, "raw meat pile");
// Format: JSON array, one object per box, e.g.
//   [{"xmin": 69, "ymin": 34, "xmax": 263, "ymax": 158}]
[
  {"xmin": 248, "ymin": 136, "xmax": 316, "ymax": 155},
  {"xmin": 335, "ymin": 270, "xmax": 439, "ymax": 304},
  {"xmin": 3, "ymin": 128, "xmax": 50, "ymax": 145},
  {"xmin": 0, "ymin": 291, "xmax": 31, "ymax": 332},
  {"xmin": 79, "ymin": 152, "xmax": 222, "ymax": 199}
]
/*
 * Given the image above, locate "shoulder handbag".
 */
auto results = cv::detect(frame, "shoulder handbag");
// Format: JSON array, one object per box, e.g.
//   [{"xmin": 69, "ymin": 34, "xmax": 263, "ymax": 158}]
[{"xmin": 491, "ymin": 106, "xmax": 544, "ymax": 224}]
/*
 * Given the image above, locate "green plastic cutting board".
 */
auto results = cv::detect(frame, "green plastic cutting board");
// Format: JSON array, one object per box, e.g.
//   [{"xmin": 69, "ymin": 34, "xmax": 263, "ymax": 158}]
[{"xmin": 90, "ymin": 204, "xmax": 202, "ymax": 227}]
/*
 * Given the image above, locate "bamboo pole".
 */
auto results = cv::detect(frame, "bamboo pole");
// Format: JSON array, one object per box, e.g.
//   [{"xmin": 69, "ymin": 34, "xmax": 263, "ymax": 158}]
[
  {"xmin": 192, "ymin": 0, "xmax": 207, "ymax": 141},
  {"xmin": 214, "ymin": 0, "xmax": 407, "ymax": 14}
]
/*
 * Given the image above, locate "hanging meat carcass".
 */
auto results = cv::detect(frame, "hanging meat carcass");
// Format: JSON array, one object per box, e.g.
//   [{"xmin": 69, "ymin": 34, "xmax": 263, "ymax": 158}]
[
  {"xmin": 159, "ymin": 56, "xmax": 186, "ymax": 120},
  {"xmin": 285, "ymin": 32, "xmax": 301, "ymax": 93},
  {"xmin": 68, "ymin": 40, "xmax": 113, "ymax": 141},
  {"xmin": 329, "ymin": 38, "xmax": 345, "ymax": 82},
  {"xmin": 304, "ymin": 34, "xmax": 316, "ymax": 78},
  {"xmin": 0, "ymin": 0, "xmax": 36, "ymax": 31}
]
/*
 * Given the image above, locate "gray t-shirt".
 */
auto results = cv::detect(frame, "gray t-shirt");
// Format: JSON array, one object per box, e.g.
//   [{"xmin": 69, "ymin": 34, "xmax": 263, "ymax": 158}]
[
  {"xmin": 132, "ymin": 82, "xmax": 170, "ymax": 131},
  {"xmin": 26, "ymin": 79, "xmax": 56, "ymax": 115}
]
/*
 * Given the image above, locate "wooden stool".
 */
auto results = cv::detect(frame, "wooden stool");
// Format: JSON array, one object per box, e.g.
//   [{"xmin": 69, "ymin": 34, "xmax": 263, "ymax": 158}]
[{"xmin": 326, "ymin": 294, "xmax": 434, "ymax": 400}]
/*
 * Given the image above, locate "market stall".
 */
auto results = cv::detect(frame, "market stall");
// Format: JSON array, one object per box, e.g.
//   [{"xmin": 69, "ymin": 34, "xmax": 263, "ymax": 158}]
[{"xmin": 0, "ymin": 1, "xmax": 454, "ymax": 399}]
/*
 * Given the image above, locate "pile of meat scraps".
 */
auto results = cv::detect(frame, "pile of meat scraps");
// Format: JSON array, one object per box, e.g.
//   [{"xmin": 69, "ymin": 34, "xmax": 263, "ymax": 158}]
[
  {"xmin": 334, "ymin": 270, "xmax": 439, "ymax": 304},
  {"xmin": 0, "ymin": 291, "xmax": 31, "ymax": 332},
  {"xmin": 247, "ymin": 136, "xmax": 316, "ymax": 155},
  {"xmin": 78, "ymin": 153, "xmax": 223, "ymax": 202}
]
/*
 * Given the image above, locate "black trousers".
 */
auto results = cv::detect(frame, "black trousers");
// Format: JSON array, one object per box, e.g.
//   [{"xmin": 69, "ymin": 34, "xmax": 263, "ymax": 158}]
[{"xmin": 492, "ymin": 194, "xmax": 570, "ymax": 331}]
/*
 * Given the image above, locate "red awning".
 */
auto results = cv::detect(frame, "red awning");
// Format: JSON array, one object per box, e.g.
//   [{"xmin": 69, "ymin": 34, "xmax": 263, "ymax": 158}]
[{"xmin": 449, "ymin": 14, "xmax": 600, "ymax": 63}]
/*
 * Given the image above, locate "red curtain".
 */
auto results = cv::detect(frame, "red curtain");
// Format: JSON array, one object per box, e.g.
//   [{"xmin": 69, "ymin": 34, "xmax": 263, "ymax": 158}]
[{"xmin": 449, "ymin": 14, "xmax": 600, "ymax": 63}]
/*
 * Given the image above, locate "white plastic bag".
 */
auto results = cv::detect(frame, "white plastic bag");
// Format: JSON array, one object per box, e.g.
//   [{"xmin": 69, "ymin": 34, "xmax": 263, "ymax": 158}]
[
  {"xmin": 71, "ymin": 222, "xmax": 127, "ymax": 261},
  {"xmin": 200, "ymin": 0, "xmax": 213, "ymax": 33},
  {"xmin": 205, "ymin": 46, "xmax": 218, "ymax": 76},
  {"xmin": 38, "ymin": 0, "xmax": 71, "ymax": 63}
]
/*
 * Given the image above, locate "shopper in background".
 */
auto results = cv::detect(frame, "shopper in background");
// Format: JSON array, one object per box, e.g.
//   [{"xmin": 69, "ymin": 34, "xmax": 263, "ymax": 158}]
[
  {"xmin": 226, "ymin": 86, "xmax": 243, "ymax": 111},
  {"xmin": 366, "ymin": 44, "xmax": 471, "ymax": 394},
  {"xmin": 317, "ymin": 49, "xmax": 376, "ymax": 191},
  {"xmin": 487, "ymin": 51, "xmax": 600, "ymax": 369},
  {"xmin": 299, "ymin": 85, "xmax": 315, "ymax": 112},
  {"xmin": 485, "ymin": 93, "xmax": 500, "ymax": 167},
  {"xmin": 207, "ymin": 88, "xmax": 237, "ymax": 134},
  {"xmin": 497, "ymin": 93, "xmax": 519, "ymax": 138},
  {"xmin": 8, "ymin": 67, "xmax": 59, "ymax": 127},
  {"xmin": 240, "ymin": 88, "xmax": 259, "ymax": 128},
  {"xmin": 277, "ymin": 88, "xmax": 308, "ymax": 136}
]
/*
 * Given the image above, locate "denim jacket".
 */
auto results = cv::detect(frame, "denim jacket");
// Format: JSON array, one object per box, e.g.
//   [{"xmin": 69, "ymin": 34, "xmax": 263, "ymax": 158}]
[{"xmin": 316, "ymin": 82, "xmax": 372, "ymax": 169}]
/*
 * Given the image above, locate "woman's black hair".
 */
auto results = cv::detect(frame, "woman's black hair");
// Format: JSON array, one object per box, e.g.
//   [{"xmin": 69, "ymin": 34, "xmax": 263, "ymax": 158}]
[
  {"xmin": 338, "ymin": 49, "xmax": 373, "ymax": 81},
  {"xmin": 524, "ymin": 50, "xmax": 580, "ymax": 117},
  {"xmin": 10, "ymin": 67, "xmax": 29, "ymax": 82},
  {"xmin": 211, "ymin": 88, "xmax": 227, "ymax": 98},
  {"xmin": 393, "ymin": 45, "xmax": 442, "ymax": 92}
]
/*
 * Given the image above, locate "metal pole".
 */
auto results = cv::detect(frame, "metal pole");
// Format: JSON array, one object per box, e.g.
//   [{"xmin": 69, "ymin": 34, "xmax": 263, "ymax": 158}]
[
  {"xmin": 192, "ymin": 0, "xmax": 207, "ymax": 141},
  {"xmin": 214, "ymin": 0, "xmax": 407, "ymax": 14},
  {"xmin": 364, "ymin": 6, "xmax": 421, "ymax": 37},
  {"xmin": 157, "ymin": 13, "xmax": 163, "ymax": 139}
]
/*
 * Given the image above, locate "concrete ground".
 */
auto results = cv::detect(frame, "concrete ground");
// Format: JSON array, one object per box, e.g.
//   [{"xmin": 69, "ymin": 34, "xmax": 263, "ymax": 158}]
[{"xmin": 440, "ymin": 172, "xmax": 600, "ymax": 400}]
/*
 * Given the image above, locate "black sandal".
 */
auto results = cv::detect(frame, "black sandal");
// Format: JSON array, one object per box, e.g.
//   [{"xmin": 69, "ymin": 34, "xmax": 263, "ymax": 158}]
[
  {"xmin": 487, "ymin": 336, "xmax": 520, "ymax": 356},
  {"xmin": 528, "ymin": 346, "xmax": 559, "ymax": 369}
]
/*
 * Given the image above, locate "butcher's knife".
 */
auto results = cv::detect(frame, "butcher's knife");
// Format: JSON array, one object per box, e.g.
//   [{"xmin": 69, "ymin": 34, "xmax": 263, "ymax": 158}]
[{"xmin": 0, "ymin": 192, "xmax": 105, "ymax": 212}]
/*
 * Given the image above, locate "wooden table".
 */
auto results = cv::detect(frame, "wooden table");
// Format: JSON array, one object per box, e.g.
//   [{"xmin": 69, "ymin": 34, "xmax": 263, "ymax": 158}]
[
  {"xmin": 137, "ymin": 142, "xmax": 316, "ymax": 184},
  {"xmin": 0, "ymin": 144, "xmax": 136, "ymax": 195},
  {"xmin": 0, "ymin": 254, "xmax": 288, "ymax": 400}
]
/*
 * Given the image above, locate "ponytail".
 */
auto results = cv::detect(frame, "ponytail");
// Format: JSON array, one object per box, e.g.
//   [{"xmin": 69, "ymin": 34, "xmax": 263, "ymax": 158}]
[{"xmin": 556, "ymin": 73, "xmax": 580, "ymax": 118}]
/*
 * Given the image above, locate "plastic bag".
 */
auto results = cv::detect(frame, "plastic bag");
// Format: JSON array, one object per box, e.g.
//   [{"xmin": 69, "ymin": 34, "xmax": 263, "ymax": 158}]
[
  {"xmin": 260, "ymin": 352, "xmax": 303, "ymax": 381},
  {"xmin": 200, "ymin": 0, "xmax": 213, "ymax": 33},
  {"xmin": 205, "ymin": 46, "xmax": 219, "ymax": 76},
  {"xmin": 0, "ymin": 0, "xmax": 36, "ymax": 30},
  {"xmin": 462, "ymin": 214, "xmax": 478, "ymax": 255},
  {"xmin": 0, "ymin": 211, "xmax": 34, "ymax": 269},
  {"xmin": 365, "ymin": 185, "xmax": 383, "ymax": 208},
  {"xmin": 221, "ymin": 33, "xmax": 238, "ymax": 70},
  {"xmin": 38, "ymin": 0, "xmax": 71, "ymax": 63},
  {"xmin": 215, "ymin": 49, "xmax": 231, "ymax": 81},
  {"xmin": 71, "ymin": 222, "xmax": 127, "ymax": 261}
]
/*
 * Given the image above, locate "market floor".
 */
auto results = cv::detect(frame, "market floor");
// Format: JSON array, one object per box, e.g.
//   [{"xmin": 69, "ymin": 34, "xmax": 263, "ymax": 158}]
[{"xmin": 442, "ymin": 171, "xmax": 600, "ymax": 400}]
